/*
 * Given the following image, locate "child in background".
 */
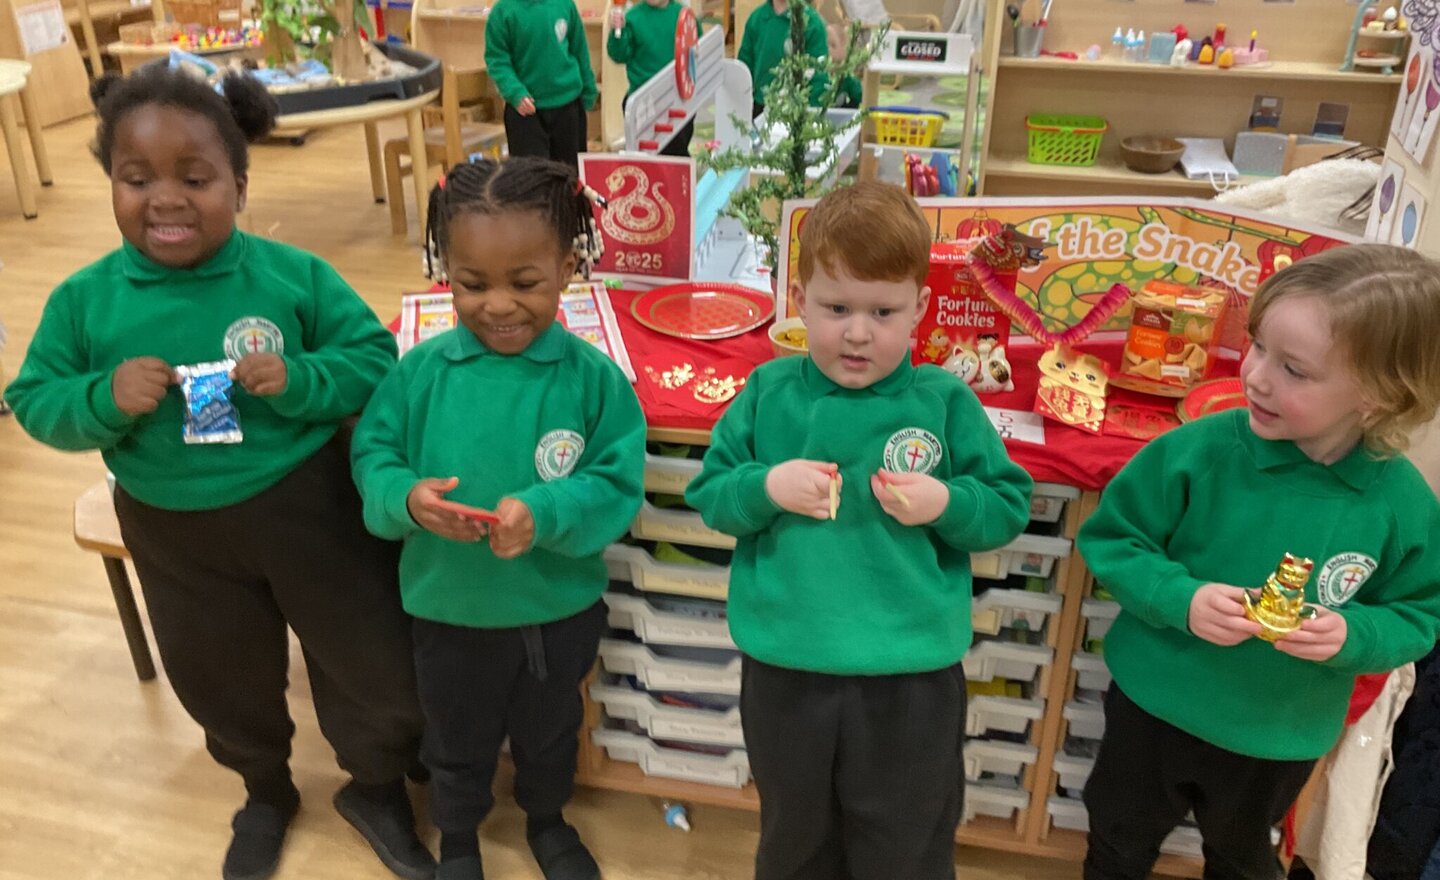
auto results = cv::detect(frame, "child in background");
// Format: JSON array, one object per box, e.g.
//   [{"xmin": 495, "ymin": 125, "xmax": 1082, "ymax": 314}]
[
  {"xmin": 352, "ymin": 157, "xmax": 645, "ymax": 880},
  {"xmin": 685, "ymin": 182, "xmax": 1033, "ymax": 880},
  {"xmin": 5, "ymin": 66, "xmax": 431, "ymax": 880},
  {"xmin": 485, "ymin": 0, "xmax": 598, "ymax": 168},
  {"xmin": 737, "ymin": 0, "xmax": 830, "ymax": 119},
  {"xmin": 1078, "ymin": 244, "xmax": 1440, "ymax": 880},
  {"xmin": 606, "ymin": 0, "xmax": 701, "ymax": 156}
]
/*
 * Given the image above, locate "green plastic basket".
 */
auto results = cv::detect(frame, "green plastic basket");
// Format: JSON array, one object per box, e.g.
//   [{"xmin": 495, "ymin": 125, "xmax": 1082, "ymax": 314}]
[{"xmin": 1025, "ymin": 114, "xmax": 1108, "ymax": 166}]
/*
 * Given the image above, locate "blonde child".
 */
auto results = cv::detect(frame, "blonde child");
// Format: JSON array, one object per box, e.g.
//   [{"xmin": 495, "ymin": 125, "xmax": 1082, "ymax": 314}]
[
  {"xmin": 6, "ymin": 66, "xmax": 431, "ymax": 880},
  {"xmin": 485, "ymin": 0, "xmax": 598, "ymax": 168},
  {"xmin": 1078, "ymin": 244, "xmax": 1440, "ymax": 880},
  {"xmin": 685, "ymin": 182, "xmax": 1033, "ymax": 879},
  {"xmin": 351, "ymin": 157, "xmax": 645, "ymax": 880}
]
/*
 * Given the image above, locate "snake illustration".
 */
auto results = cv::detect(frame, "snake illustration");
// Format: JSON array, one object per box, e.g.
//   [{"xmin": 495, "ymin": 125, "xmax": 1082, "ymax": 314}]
[{"xmin": 602, "ymin": 165, "xmax": 677, "ymax": 246}]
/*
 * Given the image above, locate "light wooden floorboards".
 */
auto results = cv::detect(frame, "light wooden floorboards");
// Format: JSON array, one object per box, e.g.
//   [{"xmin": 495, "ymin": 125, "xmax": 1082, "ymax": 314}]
[{"xmin": 0, "ymin": 116, "xmax": 1082, "ymax": 879}]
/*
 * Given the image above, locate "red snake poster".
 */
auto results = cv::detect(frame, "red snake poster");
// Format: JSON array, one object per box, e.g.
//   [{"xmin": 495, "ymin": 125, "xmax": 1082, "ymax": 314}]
[{"xmin": 580, "ymin": 154, "xmax": 695, "ymax": 286}]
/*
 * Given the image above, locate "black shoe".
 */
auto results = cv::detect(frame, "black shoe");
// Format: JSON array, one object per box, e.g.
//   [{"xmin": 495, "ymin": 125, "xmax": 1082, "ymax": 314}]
[
  {"xmin": 527, "ymin": 823, "xmax": 599, "ymax": 880},
  {"xmin": 436, "ymin": 855, "xmax": 485, "ymax": 880},
  {"xmin": 221, "ymin": 800, "xmax": 296, "ymax": 880},
  {"xmin": 333, "ymin": 781, "xmax": 437, "ymax": 880}
]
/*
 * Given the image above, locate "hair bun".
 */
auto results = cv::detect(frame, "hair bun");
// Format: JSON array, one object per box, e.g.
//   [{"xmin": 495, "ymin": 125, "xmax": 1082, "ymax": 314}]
[
  {"xmin": 219, "ymin": 71, "xmax": 279, "ymax": 143},
  {"xmin": 89, "ymin": 72, "xmax": 123, "ymax": 108}
]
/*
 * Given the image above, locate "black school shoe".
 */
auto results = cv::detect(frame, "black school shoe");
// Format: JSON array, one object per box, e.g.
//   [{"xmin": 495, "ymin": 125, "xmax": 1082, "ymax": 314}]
[
  {"xmin": 527, "ymin": 823, "xmax": 600, "ymax": 880},
  {"xmin": 221, "ymin": 800, "xmax": 297, "ymax": 880},
  {"xmin": 333, "ymin": 781, "xmax": 437, "ymax": 879},
  {"xmin": 436, "ymin": 855, "xmax": 485, "ymax": 880}
]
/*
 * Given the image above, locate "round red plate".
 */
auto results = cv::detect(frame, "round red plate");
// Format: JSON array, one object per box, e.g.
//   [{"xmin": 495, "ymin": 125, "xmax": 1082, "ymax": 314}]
[
  {"xmin": 1177, "ymin": 377, "xmax": 1246, "ymax": 423},
  {"xmin": 631, "ymin": 283, "xmax": 775, "ymax": 340}
]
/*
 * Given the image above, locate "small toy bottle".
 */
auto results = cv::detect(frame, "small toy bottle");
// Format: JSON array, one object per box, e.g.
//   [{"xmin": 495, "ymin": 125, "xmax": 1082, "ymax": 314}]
[{"xmin": 1110, "ymin": 26, "xmax": 1124, "ymax": 60}]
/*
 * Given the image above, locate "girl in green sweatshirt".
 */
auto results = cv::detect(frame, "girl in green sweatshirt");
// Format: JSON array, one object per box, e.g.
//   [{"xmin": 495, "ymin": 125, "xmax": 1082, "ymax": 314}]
[
  {"xmin": 1077, "ymin": 244, "xmax": 1440, "ymax": 880},
  {"xmin": 6, "ymin": 66, "xmax": 432, "ymax": 880},
  {"xmin": 352, "ymin": 157, "xmax": 645, "ymax": 880}
]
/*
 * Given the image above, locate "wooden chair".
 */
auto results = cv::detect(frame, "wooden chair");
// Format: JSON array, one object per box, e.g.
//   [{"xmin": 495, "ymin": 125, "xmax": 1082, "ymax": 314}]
[
  {"xmin": 73, "ymin": 481, "xmax": 156, "ymax": 681},
  {"xmin": 383, "ymin": 64, "xmax": 506, "ymax": 235},
  {"xmin": 0, "ymin": 65, "xmax": 37, "ymax": 218}
]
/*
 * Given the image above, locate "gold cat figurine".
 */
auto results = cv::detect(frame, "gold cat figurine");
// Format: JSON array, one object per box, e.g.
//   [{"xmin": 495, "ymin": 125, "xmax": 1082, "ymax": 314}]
[{"xmin": 1243, "ymin": 553, "xmax": 1317, "ymax": 642}]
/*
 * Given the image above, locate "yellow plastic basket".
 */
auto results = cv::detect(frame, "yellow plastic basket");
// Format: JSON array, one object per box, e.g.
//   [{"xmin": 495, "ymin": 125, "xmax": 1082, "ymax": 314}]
[{"xmin": 871, "ymin": 110, "xmax": 948, "ymax": 147}]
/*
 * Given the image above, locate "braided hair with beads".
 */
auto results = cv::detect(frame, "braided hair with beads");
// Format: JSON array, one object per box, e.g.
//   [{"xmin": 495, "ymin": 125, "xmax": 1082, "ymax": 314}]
[{"xmin": 424, "ymin": 156, "xmax": 607, "ymax": 283}]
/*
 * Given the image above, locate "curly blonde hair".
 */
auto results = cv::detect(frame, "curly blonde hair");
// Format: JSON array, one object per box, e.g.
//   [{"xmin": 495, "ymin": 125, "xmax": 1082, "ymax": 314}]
[{"xmin": 1248, "ymin": 244, "xmax": 1440, "ymax": 454}]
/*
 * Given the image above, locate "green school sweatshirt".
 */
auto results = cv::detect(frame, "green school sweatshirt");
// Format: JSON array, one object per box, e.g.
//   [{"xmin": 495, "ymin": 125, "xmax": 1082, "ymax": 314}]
[
  {"xmin": 485, "ymin": 0, "xmax": 599, "ymax": 111},
  {"xmin": 736, "ymin": 1, "xmax": 829, "ymax": 108},
  {"xmin": 1078, "ymin": 409, "xmax": 1440, "ymax": 761},
  {"xmin": 351, "ymin": 323, "xmax": 645, "ymax": 628},
  {"xmin": 6, "ymin": 231, "xmax": 396, "ymax": 511},
  {"xmin": 606, "ymin": 2, "xmax": 701, "ymax": 97},
  {"xmin": 685, "ymin": 356, "xmax": 1033, "ymax": 675}
]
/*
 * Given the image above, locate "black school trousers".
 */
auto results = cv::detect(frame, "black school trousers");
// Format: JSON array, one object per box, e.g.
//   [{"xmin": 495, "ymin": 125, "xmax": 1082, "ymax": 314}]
[
  {"xmin": 113, "ymin": 434, "xmax": 424, "ymax": 802},
  {"xmin": 1083, "ymin": 686, "xmax": 1316, "ymax": 880},
  {"xmin": 412, "ymin": 600, "xmax": 607, "ymax": 833},
  {"xmin": 503, "ymin": 97, "xmax": 588, "ymax": 169},
  {"xmin": 740, "ymin": 655, "xmax": 968, "ymax": 880}
]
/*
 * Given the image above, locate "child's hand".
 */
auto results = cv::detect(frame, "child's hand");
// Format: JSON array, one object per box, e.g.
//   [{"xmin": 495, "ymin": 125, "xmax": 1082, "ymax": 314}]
[
  {"xmin": 111, "ymin": 357, "xmax": 174, "ymax": 416},
  {"xmin": 231, "ymin": 353, "xmax": 288, "ymax": 397},
  {"xmin": 407, "ymin": 476, "xmax": 488, "ymax": 543},
  {"xmin": 489, "ymin": 497, "xmax": 535, "ymax": 559},
  {"xmin": 1188, "ymin": 583, "xmax": 1263, "ymax": 646},
  {"xmin": 765, "ymin": 460, "xmax": 838, "ymax": 520},
  {"xmin": 871, "ymin": 470, "xmax": 948, "ymax": 526},
  {"xmin": 1274, "ymin": 607, "xmax": 1348, "ymax": 662},
  {"xmin": 517, "ymin": 96, "xmax": 536, "ymax": 116},
  {"xmin": 609, "ymin": 8, "xmax": 624, "ymax": 30}
]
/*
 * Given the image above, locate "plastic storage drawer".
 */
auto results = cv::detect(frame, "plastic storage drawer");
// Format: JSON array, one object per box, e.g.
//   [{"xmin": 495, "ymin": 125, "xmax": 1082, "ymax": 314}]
[
  {"xmin": 596, "ymin": 639, "xmax": 742, "ymax": 695},
  {"xmin": 1049, "ymin": 795, "xmax": 1089, "ymax": 831},
  {"xmin": 1030, "ymin": 482, "xmax": 1080, "ymax": 523},
  {"xmin": 973, "ymin": 588, "xmax": 1063, "ymax": 635},
  {"xmin": 643, "ymin": 452, "xmax": 703, "ymax": 494},
  {"xmin": 1162, "ymin": 826, "xmax": 1203, "ymax": 858},
  {"xmin": 1053, "ymin": 752, "xmax": 1095, "ymax": 792},
  {"xmin": 1071, "ymin": 651, "xmax": 1112, "ymax": 691},
  {"xmin": 588, "ymin": 681, "xmax": 744, "ymax": 748},
  {"xmin": 1064, "ymin": 701, "xmax": 1105, "ymax": 740},
  {"xmin": 604, "ymin": 544, "xmax": 729, "ymax": 601},
  {"xmin": 967, "ymin": 695, "xmax": 1045, "ymax": 737},
  {"xmin": 603, "ymin": 592, "xmax": 734, "ymax": 649},
  {"xmin": 970, "ymin": 533, "xmax": 1073, "ymax": 581},
  {"xmin": 964, "ymin": 783, "xmax": 1030, "ymax": 823},
  {"xmin": 1081, "ymin": 598, "xmax": 1120, "ymax": 641},
  {"xmin": 964, "ymin": 739, "xmax": 1039, "ymax": 782},
  {"xmin": 965, "ymin": 640, "xmax": 1054, "ymax": 683},
  {"xmin": 630, "ymin": 502, "xmax": 736, "ymax": 549},
  {"xmin": 590, "ymin": 727, "xmax": 751, "ymax": 788}
]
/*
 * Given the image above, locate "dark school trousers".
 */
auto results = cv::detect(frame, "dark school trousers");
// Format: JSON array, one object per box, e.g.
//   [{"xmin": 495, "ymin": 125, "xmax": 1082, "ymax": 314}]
[
  {"xmin": 1083, "ymin": 686, "xmax": 1316, "ymax": 880},
  {"xmin": 740, "ymin": 655, "xmax": 968, "ymax": 880},
  {"xmin": 113, "ymin": 434, "xmax": 424, "ymax": 800},
  {"xmin": 503, "ymin": 97, "xmax": 588, "ymax": 169},
  {"xmin": 412, "ymin": 600, "xmax": 607, "ymax": 833},
  {"xmin": 622, "ymin": 93, "xmax": 694, "ymax": 157}
]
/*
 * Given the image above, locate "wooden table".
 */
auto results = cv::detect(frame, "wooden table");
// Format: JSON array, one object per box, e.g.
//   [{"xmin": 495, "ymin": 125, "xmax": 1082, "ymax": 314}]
[
  {"xmin": 103, "ymin": 39, "xmax": 265, "ymax": 74},
  {"xmin": 73, "ymin": 481, "xmax": 156, "ymax": 681},
  {"xmin": 273, "ymin": 89, "xmax": 440, "ymax": 239}
]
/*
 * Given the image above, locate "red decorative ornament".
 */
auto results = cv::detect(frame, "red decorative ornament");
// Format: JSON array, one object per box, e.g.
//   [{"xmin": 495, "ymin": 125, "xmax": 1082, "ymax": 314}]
[{"xmin": 674, "ymin": 7, "xmax": 699, "ymax": 101}]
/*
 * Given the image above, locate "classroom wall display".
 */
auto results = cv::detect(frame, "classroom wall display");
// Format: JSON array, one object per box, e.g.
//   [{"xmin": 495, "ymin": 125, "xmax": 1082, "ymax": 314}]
[
  {"xmin": 1368, "ymin": 159, "xmax": 1407, "ymax": 242},
  {"xmin": 778, "ymin": 197, "xmax": 1355, "ymax": 352},
  {"xmin": 1392, "ymin": 182, "xmax": 1428, "ymax": 247}
]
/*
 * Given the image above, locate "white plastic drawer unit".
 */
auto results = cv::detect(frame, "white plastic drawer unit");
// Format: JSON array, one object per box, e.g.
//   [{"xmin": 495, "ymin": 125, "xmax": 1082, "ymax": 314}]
[
  {"xmin": 965, "ymin": 640, "xmax": 1054, "ymax": 683},
  {"xmin": 972, "ymin": 588, "xmax": 1063, "ymax": 636},
  {"xmin": 964, "ymin": 738, "xmax": 1039, "ymax": 783},
  {"xmin": 630, "ymin": 501, "xmax": 737, "ymax": 550},
  {"xmin": 604, "ymin": 544, "xmax": 729, "ymax": 601},
  {"xmin": 588, "ymin": 680, "xmax": 744, "ymax": 748},
  {"xmin": 967, "ymin": 695, "xmax": 1044, "ymax": 737},
  {"xmin": 603, "ymin": 591, "xmax": 735, "ymax": 649},
  {"xmin": 1071, "ymin": 650, "xmax": 1112, "ymax": 691},
  {"xmin": 1063, "ymin": 700, "xmax": 1105, "ymax": 740},
  {"xmin": 1049, "ymin": 795, "xmax": 1089, "ymax": 832},
  {"xmin": 1081, "ymin": 598, "xmax": 1120, "ymax": 641},
  {"xmin": 590, "ymin": 727, "xmax": 752, "ymax": 788},
  {"xmin": 963, "ymin": 783, "xmax": 1029, "ymax": 824},
  {"xmin": 970, "ymin": 533, "xmax": 1073, "ymax": 582},
  {"xmin": 643, "ymin": 451, "xmax": 704, "ymax": 495},
  {"xmin": 597, "ymin": 639, "xmax": 742, "ymax": 695},
  {"xmin": 1029, "ymin": 482, "xmax": 1081, "ymax": 523},
  {"xmin": 1053, "ymin": 751, "xmax": 1095, "ymax": 792}
]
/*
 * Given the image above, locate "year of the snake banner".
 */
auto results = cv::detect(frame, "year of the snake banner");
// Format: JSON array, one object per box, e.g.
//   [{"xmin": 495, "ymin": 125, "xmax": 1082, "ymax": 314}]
[{"xmin": 581, "ymin": 154, "xmax": 695, "ymax": 285}]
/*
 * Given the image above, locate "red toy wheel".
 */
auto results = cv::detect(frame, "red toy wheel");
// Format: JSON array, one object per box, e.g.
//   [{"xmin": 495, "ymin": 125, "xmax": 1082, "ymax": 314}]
[{"xmin": 674, "ymin": 7, "xmax": 698, "ymax": 100}]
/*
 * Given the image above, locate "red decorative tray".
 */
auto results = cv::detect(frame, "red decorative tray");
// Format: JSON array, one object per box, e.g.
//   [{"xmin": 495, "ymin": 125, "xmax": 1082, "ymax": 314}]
[
  {"xmin": 1177, "ymin": 377, "xmax": 1247, "ymax": 423},
  {"xmin": 630, "ymin": 283, "xmax": 775, "ymax": 341}
]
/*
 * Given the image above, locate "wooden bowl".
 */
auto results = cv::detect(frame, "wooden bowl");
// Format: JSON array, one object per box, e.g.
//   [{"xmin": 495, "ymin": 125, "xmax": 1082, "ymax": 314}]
[{"xmin": 1120, "ymin": 136, "xmax": 1185, "ymax": 174}]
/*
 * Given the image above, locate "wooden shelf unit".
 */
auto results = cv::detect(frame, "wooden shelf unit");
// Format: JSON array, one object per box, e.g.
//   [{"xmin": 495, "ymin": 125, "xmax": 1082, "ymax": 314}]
[{"xmin": 975, "ymin": 0, "xmax": 1401, "ymax": 197}]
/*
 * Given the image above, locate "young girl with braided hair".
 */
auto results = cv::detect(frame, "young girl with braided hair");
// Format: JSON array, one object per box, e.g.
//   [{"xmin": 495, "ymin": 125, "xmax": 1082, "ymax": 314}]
[{"xmin": 352, "ymin": 156, "xmax": 645, "ymax": 880}]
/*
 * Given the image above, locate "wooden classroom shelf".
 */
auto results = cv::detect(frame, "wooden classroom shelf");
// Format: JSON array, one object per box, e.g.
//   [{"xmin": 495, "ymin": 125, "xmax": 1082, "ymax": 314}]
[
  {"xmin": 996, "ymin": 55, "xmax": 1401, "ymax": 85},
  {"xmin": 985, "ymin": 155, "xmax": 1264, "ymax": 193}
]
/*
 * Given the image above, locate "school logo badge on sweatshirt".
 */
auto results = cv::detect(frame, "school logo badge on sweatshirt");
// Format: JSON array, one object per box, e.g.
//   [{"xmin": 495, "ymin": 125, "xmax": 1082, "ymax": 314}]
[
  {"xmin": 554, "ymin": 18, "xmax": 568, "ymax": 42},
  {"xmin": 1316, "ymin": 552, "xmax": 1378, "ymax": 607},
  {"xmin": 223, "ymin": 317, "xmax": 285, "ymax": 361},
  {"xmin": 536, "ymin": 430, "xmax": 585, "ymax": 481},
  {"xmin": 882, "ymin": 428, "xmax": 943, "ymax": 475}
]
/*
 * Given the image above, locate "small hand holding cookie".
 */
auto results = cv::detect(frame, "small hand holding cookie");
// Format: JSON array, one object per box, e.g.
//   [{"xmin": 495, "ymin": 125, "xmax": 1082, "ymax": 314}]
[
  {"xmin": 766, "ymin": 460, "xmax": 840, "ymax": 521},
  {"xmin": 871, "ymin": 470, "xmax": 948, "ymax": 526}
]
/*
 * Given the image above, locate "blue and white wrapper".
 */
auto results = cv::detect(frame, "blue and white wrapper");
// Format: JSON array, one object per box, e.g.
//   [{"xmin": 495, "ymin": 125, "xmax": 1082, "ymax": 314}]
[{"xmin": 175, "ymin": 359, "xmax": 242, "ymax": 445}]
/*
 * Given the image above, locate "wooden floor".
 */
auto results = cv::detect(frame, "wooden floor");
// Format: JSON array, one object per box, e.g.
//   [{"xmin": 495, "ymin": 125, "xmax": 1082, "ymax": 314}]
[{"xmin": 0, "ymin": 117, "xmax": 1087, "ymax": 879}]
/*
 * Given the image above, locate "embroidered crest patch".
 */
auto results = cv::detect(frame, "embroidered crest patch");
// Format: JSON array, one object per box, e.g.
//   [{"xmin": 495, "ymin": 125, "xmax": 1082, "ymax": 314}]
[
  {"xmin": 535, "ymin": 430, "xmax": 585, "ymax": 481},
  {"xmin": 1316, "ymin": 552, "xmax": 1378, "ymax": 607},
  {"xmin": 882, "ymin": 428, "xmax": 943, "ymax": 475},
  {"xmin": 222, "ymin": 317, "xmax": 285, "ymax": 361}
]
